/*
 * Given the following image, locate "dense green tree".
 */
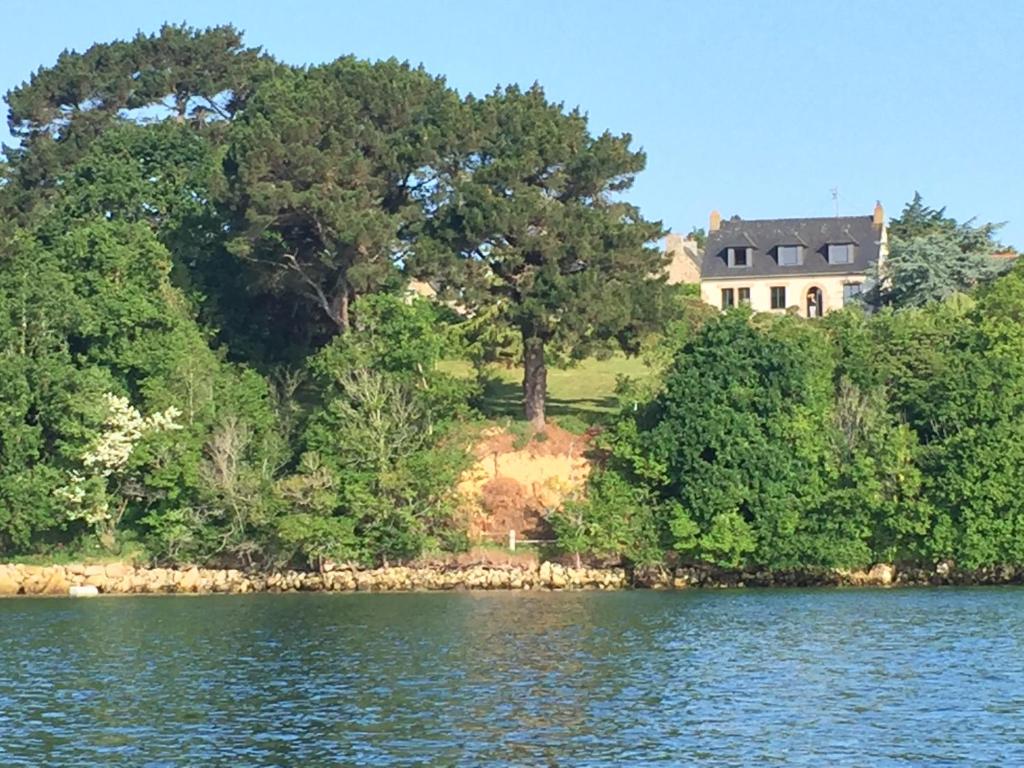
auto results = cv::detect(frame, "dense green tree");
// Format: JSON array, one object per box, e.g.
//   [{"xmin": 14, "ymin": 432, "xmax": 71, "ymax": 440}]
[
  {"xmin": 874, "ymin": 193, "xmax": 1007, "ymax": 308},
  {"xmin": 875, "ymin": 268, "xmax": 1024, "ymax": 567},
  {"xmin": 292, "ymin": 295, "xmax": 472, "ymax": 564},
  {"xmin": 53, "ymin": 122, "xmax": 217, "ymax": 239},
  {"xmin": 0, "ymin": 230, "xmax": 97, "ymax": 552},
  {"xmin": 0, "ymin": 219, "xmax": 281, "ymax": 559},
  {"xmin": 417, "ymin": 84, "xmax": 669, "ymax": 426},
  {"xmin": 4, "ymin": 23, "xmax": 268, "ymax": 218},
  {"xmin": 220, "ymin": 58, "xmax": 464, "ymax": 338},
  {"xmin": 612, "ymin": 311, "xmax": 837, "ymax": 568}
]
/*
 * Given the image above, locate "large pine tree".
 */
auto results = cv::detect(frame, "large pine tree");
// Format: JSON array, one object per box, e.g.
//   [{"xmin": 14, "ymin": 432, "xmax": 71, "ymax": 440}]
[
  {"xmin": 219, "ymin": 58, "xmax": 464, "ymax": 336},
  {"xmin": 416, "ymin": 85, "xmax": 668, "ymax": 426}
]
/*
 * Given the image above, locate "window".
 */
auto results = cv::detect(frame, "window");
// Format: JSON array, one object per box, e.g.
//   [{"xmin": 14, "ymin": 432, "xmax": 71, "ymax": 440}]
[
  {"xmin": 829, "ymin": 244, "xmax": 854, "ymax": 264},
  {"xmin": 770, "ymin": 286, "xmax": 787, "ymax": 309},
  {"xmin": 721, "ymin": 288, "xmax": 735, "ymax": 309},
  {"xmin": 738, "ymin": 287, "xmax": 750, "ymax": 305},
  {"xmin": 728, "ymin": 247, "xmax": 750, "ymax": 267},
  {"xmin": 843, "ymin": 283, "xmax": 863, "ymax": 305},
  {"xmin": 778, "ymin": 245, "xmax": 802, "ymax": 266}
]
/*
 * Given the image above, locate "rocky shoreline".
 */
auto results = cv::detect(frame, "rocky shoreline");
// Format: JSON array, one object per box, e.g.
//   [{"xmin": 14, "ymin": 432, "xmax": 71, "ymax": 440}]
[{"xmin": 1, "ymin": 560, "xmax": 1023, "ymax": 597}]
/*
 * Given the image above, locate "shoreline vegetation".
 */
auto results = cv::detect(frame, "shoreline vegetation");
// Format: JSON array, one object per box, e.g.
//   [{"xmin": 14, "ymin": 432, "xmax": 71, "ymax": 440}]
[
  {"xmin": 4, "ymin": 560, "xmax": 1024, "ymax": 597},
  {"xmin": 3, "ymin": 25, "xmax": 1023, "ymax": 583}
]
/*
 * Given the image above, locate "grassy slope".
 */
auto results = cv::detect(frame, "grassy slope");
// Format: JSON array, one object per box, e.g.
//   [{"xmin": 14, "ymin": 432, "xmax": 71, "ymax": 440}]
[{"xmin": 441, "ymin": 355, "xmax": 652, "ymax": 422}]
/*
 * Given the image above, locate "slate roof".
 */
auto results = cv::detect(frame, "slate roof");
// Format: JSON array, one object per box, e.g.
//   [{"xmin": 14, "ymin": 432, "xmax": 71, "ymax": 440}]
[{"xmin": 701, "ymin": 215, "xmax": 883, "ymax": 279}]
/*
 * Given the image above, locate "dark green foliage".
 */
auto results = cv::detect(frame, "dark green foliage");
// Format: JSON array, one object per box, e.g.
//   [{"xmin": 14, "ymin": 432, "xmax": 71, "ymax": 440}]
[
  {"xmin": 616, "ymin": 310, "xmax": 840, "ymax": 569},
  {"xmin": 550, "ymin": 470, "xmax": 663, "ymax": 566},
  {"xmin": 593, "ymin": 266, "xmax": 1024, "ymax": 571},
  {"xmin": 874, "ymin": 193, "xmax": 1009, "ymax": 308},
  {"xmin": 4, "ymin": 23, "xmax": 266, "ymax": 213},
  {"xmin": 297, "ymin": 296, "xmax": 472, "ymax": 564},
  {"xmin": 220, "ymin": 58, "xmax": 463, "ymax": 338},
  {"xmin": 5, "ymin": 27, "xmax": 1024, "ymax": 576},
  {"xmin": 416, "ymin": 84, "xmax": 670, "ymax": 425},
  {"xmin": 301, "ymin": 369, "xmax": 468, "ymax": 565},
  {"xmin": 0, "ymin": 218, "xmax": 284, "ymax": 561}
]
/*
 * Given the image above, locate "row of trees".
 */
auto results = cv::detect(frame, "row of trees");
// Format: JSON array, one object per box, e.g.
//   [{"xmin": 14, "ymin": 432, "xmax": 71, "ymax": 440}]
[
  {"xmin": 1, "ymin": 23, "xmax": 1018, "ymax": 571},
  {"xmin": 553, "ymin": 201, "xmax": 1020, "ymax": 571},
  {"xmin": 0, "ymin": 24, "xmax": 667, "ymax": 564},
  {"xmin": 4, "ymin": 23, "xmax": 669, "ymax": 427}
]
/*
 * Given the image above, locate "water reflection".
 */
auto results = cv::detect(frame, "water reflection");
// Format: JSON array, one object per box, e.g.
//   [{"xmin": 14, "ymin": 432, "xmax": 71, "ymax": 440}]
[{"xmin": 1, "ymin": 589, "xmax": 1023, "ymax": 766}]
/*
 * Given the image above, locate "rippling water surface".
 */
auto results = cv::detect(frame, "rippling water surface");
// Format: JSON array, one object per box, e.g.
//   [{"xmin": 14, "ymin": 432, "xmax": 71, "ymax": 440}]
[{"xmin": 1, "ymin": 588, "xmax": 1023, "ymax": 766}]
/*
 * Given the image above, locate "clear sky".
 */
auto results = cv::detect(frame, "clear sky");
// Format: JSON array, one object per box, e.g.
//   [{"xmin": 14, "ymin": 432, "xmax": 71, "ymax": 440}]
[{"xmin": 2, "ymin": 0, "xmax": 1022, "ymax": 245}]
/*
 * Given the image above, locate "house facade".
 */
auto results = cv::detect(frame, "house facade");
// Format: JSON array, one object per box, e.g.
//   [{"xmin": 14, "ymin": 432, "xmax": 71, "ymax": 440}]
[
  {"xmin": 700, "ymin": 204, "xmax": 887, "ymax": 317},
  {"xmin": 663, "ymin": 233, "xmax": 702, "ymax": 284}
]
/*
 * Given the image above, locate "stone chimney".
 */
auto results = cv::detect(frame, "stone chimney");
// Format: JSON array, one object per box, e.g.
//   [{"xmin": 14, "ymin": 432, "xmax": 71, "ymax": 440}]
[
  {"xmin": 873, "ymin": 201, "xmax": 885, "ymax": 227},
  {"xmin": 709, "ymin": 210, "xmax": 721, "ymax": 232}
]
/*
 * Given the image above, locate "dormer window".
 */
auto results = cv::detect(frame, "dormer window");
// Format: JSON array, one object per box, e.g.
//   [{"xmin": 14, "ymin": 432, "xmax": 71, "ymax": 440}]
[
  {"xmin": 828, "ymin": 243, "xmax": 854, "ymax": 264},
  {"xmin": 778, "ymin": 245, "xmax": 803, "ymax": 266},
  {"xmin": 727, "ymin": 247, "xmax": 751, "ymax": 268}
]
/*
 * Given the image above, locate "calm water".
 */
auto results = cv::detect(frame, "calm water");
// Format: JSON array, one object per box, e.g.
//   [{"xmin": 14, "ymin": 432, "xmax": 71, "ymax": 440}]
[{"xmin": 1, "ymin": 589, "xmax": 1023, "ymax": 766}]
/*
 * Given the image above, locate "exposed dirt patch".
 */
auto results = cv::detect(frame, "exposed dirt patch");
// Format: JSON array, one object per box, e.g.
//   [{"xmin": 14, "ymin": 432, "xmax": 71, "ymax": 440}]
[{"xmin": 459, "ymin": 424, "xmax": 596, "ymax": 542}]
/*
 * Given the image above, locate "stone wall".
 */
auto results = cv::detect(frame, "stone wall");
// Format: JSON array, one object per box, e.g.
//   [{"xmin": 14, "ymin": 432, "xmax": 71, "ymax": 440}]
[
  {"xmin": 1, "ymin": 561, "xmax": 1019, "ymax": 597},
  {"xmin": 0, "ymin": 561, "xmax": 629, "ymax": 596}
]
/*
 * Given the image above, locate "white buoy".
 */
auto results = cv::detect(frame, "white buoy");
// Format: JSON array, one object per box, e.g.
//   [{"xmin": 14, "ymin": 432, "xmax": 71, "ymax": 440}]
[{"xmin": 69, "ymin": 585, "xmax": 99, "ymax": 598}]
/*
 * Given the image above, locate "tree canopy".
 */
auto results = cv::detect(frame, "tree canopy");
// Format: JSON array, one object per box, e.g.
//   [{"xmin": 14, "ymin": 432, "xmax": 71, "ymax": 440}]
[
  {"xmin": 874, "ymin": 192, "xmax": 1008, "ymax": 308},
  {"xmin": 416, "ymin": 84, "xmax": 670, "ymax": 426},
  {"xmin": 220, "ymin": 58, "xmax": 463, "ymax": 336},
  {"xmin": 3, "ymin": 27, "xmax": 1023, "ymax": 577}
]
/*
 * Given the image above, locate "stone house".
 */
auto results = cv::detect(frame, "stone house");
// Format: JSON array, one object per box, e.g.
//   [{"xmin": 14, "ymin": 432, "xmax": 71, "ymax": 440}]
[
  {"xmin": 700, "ymin": 204, "xmax": 887, "ymax": 317},
  {"xmin": 663, "ymin": 233, "xmax": 702, "ymax": 284}
]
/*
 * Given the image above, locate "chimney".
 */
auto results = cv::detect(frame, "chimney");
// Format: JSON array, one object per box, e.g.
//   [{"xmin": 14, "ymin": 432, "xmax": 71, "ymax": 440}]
[
  {"xmin": 873, "ymin": 201, "xmax": 885, "ymax": 227},
  {"xmin": 709, "ymin": 210, "xmax": 721, "ymax": 232}
]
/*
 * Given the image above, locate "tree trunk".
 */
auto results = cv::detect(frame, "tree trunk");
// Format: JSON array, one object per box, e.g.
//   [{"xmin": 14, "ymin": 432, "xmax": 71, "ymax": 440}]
[
  {"xmin": 523, "ymin": 335, "xmax": 547, "ymax": 429},
  {"xmin": 329, "ymin": 288, "xmax": 351, "ymax": 333},
  {"xmin": 338, "ymin": 291, "xmax": 350, "ymax": 332}
]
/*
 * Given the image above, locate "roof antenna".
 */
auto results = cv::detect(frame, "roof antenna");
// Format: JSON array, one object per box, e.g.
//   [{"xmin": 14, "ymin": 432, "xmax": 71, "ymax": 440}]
[{"xmin": 830, "ymin": 187, "xmax": 839, "ymax": 218}]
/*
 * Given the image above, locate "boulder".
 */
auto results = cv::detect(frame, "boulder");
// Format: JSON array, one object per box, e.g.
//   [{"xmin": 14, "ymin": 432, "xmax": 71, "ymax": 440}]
[
  {"xmin": 84, "ymin": 573, "xmax": 109, "ymax": 591},
  {"xmin": 40, "ymin": 569, "xmax": 70, "ymax": 595},
  {"xmin": 867, "ymin": 563, "xmax": 895, "ymax": 586},
  {"xmin": 549, "ymin": 564, "xmax": 568, "ymax": 589},
  {"xmin": 538, "ymin": 561, "xmax": 552, "ymax": 587},
  {"xmin": 0, "ymin": 569, "xmax": 21, "ymax": 596},
  {"xmin": 105, "ymin": 562, "xmax": 134, "ymax": 579},
  {"xmin": 178, "ymin": 567, "xmax": 201, "ymax": 593}
]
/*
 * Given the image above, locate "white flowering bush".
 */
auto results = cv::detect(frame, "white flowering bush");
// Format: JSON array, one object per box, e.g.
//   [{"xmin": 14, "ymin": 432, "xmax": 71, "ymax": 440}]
[{"xmin": 56, "ymin": 393, "xmax": 183, "ymax": 545}]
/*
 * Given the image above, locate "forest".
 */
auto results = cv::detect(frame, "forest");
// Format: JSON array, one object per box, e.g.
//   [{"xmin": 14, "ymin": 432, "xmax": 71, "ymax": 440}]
[{"xmin": 1, "ymin": 24, "xmax": 1019, "ymax": 573}]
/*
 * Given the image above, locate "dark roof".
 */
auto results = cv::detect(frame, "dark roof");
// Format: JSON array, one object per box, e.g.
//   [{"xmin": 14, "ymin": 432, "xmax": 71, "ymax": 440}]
[{"xmin": 701, "ymin": 215, "xmax": 883, "ymax": 279}]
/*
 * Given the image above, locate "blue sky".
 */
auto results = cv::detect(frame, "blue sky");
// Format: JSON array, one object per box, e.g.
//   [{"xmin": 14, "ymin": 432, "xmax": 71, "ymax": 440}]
[{"xmin": 2, "ymin": 0, "xmax": 1022, "ymax": 244}]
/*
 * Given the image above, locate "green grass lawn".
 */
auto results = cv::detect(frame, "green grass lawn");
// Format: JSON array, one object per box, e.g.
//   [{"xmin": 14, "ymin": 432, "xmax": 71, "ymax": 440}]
[{"xmin": 440, "ymin": 355, "xmax": 652, "ymax": 422}]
